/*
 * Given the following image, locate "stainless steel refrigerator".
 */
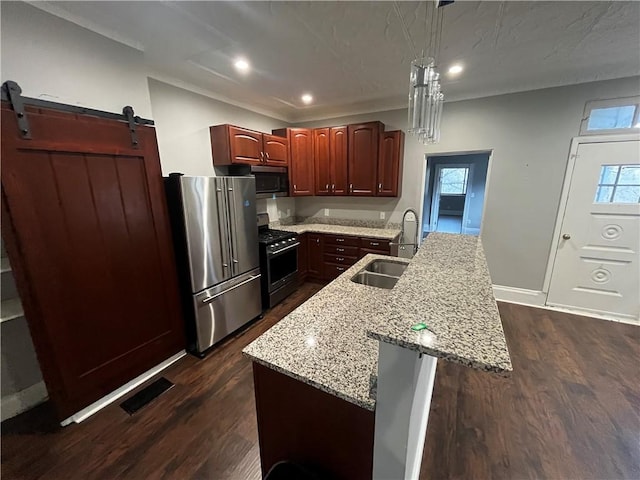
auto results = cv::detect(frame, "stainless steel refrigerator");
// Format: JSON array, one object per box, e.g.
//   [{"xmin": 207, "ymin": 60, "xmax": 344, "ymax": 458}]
[{"xmin": 165, "ymin": 174, "xmax": 261, "ymax": 356}]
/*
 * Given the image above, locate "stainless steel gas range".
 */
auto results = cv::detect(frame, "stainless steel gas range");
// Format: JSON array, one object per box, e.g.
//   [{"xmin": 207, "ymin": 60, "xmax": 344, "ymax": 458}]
[{"xmin": 257, "ymin": 214, "xmax": 300, "ymax": 310}]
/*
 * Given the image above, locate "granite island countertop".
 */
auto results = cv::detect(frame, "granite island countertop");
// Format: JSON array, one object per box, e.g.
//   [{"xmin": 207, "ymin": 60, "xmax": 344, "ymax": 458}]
[
  {"xmin": 243, "ymin": 233, "xmax": 512, "ymax": 411},
  {"xmin": 273, "ymin": 223, "xmax": 401, "ymax": 240}
]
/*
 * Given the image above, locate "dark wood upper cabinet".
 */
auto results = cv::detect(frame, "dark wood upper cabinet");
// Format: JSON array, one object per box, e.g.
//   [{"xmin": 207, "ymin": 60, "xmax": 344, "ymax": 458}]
[
  {"xmin": 347, "ymin": 122, "xmax": 383, "ymax": 196},
  {"xmin": 211, "ymin": 125, "xmax": 289, "ymax": 167},
  {"xmin": 211, "ymin": 124, "xmax": 262, "ymax": 166},
  {"xmin": 263, "ymin": 133, "xmax": 289, "ymax": 166},
  {"xmin": 330, "ymin": 126, "xmax": 349, "ymax": 196},
  {"xmin": 377, "ymin": 130, "xmax": 404, "ymax": 197},
  {"xmin": 313, "ymin": 128, "xmax": 331, "ymax": 195},
  {"xmin": 274, "ymin": 128, "xmax": 314, "ymax": 196}
]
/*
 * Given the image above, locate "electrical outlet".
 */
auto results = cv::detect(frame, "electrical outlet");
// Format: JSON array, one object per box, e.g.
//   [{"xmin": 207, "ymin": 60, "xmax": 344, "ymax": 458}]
[
  {"xmin": 286, "ymin": 209, "xmax": 291, "ymax": 217},
  {"xmin": 379, "ymin": 212, "xmax": 385, "ymax": 220},
  {"xmin": 324, "ymin": 208, "xmax": 330, "ymax": 216}
]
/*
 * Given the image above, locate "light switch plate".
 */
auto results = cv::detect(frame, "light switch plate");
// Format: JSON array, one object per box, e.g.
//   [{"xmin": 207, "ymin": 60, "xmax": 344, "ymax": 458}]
[
  {"xmin": 380, "ymin": 212, "xmax": 385, "ymax": 220},
  {"xmin": 324, "ymin": 208, "xmax": 330, "ymax": 216}
]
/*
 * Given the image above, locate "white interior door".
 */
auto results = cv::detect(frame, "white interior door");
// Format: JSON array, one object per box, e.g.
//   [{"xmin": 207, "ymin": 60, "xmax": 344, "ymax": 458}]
[{"xmin": 547, "ymin": 139, "xmax": 640, "ymax": 321}]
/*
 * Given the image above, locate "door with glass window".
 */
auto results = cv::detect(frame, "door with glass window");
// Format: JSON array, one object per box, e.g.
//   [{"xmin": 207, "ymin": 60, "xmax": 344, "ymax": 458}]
[{"xmin": 547, "ymin": 139, "xmax": 640, "ymax": 321}]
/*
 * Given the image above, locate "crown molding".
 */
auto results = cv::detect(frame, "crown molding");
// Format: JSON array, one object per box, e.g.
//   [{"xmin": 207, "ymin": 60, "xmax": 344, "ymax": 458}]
[{"xmin": 26, "ymin": 1, "xmax": 145, "ymax": 52}]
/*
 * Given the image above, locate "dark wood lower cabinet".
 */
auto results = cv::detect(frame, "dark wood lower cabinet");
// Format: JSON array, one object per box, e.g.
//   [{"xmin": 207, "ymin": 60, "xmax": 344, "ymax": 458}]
[
  {"xmin": 297, "ymin": 234, "xmax": 308, "ymax": 282},
  {"xmin": 307, "ymin": 234, "xmax": 324, "ymax": 280},
  {"xmin": 252, "ymin": 362, "xmax": 374, "ymax": 479},
  {"xmin": 300, "ymin": 232, "xmax": 397, "ymax": 282}
]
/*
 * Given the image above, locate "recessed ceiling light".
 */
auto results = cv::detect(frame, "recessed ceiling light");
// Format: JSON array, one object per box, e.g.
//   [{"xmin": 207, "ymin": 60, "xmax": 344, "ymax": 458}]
[
  {"xmin": 301, "ymin": 93, "xmax": 313, "ymax": 104},
  {"xmin": 448, "ymin": 64, "xmax": 463, "ymax": 75},
  {"xmin": 234, "ymin": 58, "xmax": 250, "ymax": 73}
]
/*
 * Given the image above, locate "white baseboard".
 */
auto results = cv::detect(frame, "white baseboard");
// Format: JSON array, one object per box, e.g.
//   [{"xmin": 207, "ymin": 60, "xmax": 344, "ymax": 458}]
[
  {"xmin": 1, "ymin": 381, "xmax": 48, "ymax": 422},
  {"xmin": 493, "ymin": 285, "xmax": 639, "ymax": 325},
  {"xmin": 60, "ymin": 350, "xmax": 186, "ymax": 427},
  {"xmin": 492, "ymin": 285, "xmax": 547, "ymax": 307}
]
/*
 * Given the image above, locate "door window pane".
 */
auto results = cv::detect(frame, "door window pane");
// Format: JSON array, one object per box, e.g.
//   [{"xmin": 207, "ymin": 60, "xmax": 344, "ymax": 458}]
[
  {"xmin": 618, "ymin": 165, "xmax": 640, "ymax": 184},
  {"xmin": 599, "ymin": 165, "xmax": 619, "ymax": 184},
  {"xmin": 594, "ymin": 164, "xmax": 640, "ymax": 203},
  {"xmin": 612, "ymin": 186, "xmax": 640, "ymax": 203},
  {"xmin": 595, "ymin": 186, "xmax": 614, "ymax": 203},
  {"xmin": 587, "ymin": 106, "xmax": 636, "ymax": 130}
]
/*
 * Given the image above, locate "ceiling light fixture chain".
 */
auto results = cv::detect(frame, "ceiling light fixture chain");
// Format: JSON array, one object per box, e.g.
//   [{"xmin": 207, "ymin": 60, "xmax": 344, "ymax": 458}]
[{"xmin": 393, "ymin": 1, "xmax": 419, "ymax": 62}]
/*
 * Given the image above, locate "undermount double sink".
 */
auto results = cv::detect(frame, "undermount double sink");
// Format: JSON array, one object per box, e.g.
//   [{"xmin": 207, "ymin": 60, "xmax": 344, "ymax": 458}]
[{"xmin": 351, "ymin": 259, "xmax": 408, "ymax": 289}]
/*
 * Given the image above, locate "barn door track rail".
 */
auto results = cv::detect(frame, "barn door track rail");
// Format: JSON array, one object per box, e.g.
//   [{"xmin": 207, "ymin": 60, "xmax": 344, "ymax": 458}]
[{"xmin": 1, "ymin": 80, "xmax": 154, "ymax": 147}]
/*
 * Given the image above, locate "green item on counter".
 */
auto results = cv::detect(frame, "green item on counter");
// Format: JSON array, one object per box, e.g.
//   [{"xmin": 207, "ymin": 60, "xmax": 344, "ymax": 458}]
[{"xmin": 411, "ymin": 322, "xmax": 428, "ymax": 331}]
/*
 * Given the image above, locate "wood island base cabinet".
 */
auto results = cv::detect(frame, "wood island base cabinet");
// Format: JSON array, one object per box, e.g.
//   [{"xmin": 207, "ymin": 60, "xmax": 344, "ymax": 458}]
[{"xmin": 252, "ymin": 363, "xmax": 374, "ymax": 479}]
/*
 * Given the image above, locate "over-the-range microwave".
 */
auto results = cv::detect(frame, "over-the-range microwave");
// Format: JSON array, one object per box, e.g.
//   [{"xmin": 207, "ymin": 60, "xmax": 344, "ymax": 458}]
[{"xmin": 228, "ymin": 165, "xmax": 289, "ymax": 199}]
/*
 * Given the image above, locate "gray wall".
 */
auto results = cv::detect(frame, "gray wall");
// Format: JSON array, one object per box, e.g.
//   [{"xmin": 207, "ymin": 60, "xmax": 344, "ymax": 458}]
[
  {"xmin": 298, "ymin": 76, "xmax": 640, "ymax": 290},
  {"xmin": 147, "ymin": 78, "xmax": 296, "ymax": 221},
  {"xmin": 423, "ymin": 153, "xmax": 490, "ymax": 232},
  {"xmin": 0, "ymin": 2, "xmax": 298, "ymax": 417}
]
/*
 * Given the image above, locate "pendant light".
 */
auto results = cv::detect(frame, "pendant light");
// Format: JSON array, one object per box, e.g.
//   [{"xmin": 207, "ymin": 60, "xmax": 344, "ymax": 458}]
[{"xmin": 395, "ymin": 1, "xmax": 452, "ymax": 144}]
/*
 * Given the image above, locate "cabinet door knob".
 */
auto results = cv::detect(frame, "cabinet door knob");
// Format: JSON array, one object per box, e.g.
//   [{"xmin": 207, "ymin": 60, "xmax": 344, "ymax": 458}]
[
  {"xmin": 349, "ymin": 184, "xmax": 353, "ymax": 193},
  {"xmin": 326, "ymin": 184, "xmax": 329, "ymax": 190},
  {"xmin": 562, "ymin": 233, "xmax": 571, "ymax": 240},
  {"xmin": 378, "ymin": 183, "xmax": 382, "ymax": 191},
  {"xmin": 265, "ymin": 152, "xmax": 270, "ymax": 160},
  {"xmin": 332, "ymin": 184, "xmax": 335, "ymax": 191},
  {"xmin": 294, "ymin": 184, "xmax": 297, "ymax": 191}
]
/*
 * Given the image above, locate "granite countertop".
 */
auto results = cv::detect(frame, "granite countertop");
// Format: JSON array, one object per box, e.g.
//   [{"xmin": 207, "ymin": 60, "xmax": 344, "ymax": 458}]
[
  {"xmin": 273, "ymin": 223, "xmax": 401, "ymax": 241},
  {"xmin": 243, "ymin": 233, "xmax": 512, "ymax": 411},
  {"xmin": 367, "ymin": 234, "xmax": 512, "ymax": 374}
]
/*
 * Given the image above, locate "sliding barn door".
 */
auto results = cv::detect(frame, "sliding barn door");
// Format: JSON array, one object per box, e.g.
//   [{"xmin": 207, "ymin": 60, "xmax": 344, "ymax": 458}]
[{"xmin": 1, "ymin": 101, "xmax": 185, "ymax": 420}]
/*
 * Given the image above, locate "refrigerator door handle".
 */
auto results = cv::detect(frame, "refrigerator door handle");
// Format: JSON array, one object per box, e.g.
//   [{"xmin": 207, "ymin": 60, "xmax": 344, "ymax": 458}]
[
  {"xmin": 216, "ymin": 180, "xmax": 232, "ymax": 278},
  {"xmin": 201, "ymin": 274, "xmax": 261, "ymax": 304},
  {"xmin": 226, "ymin": 179, "xmax": 240, "ymax": 276}
]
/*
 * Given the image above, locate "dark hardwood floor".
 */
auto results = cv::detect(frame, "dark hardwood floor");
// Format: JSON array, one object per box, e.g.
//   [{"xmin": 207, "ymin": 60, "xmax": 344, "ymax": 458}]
[
  {"xmin": 2, "ymin": 286, "xmax": 639, "ymax": 479},
  {"xmin": 421, "ymin": 303, "xmax": 640, "ymax": 480}
]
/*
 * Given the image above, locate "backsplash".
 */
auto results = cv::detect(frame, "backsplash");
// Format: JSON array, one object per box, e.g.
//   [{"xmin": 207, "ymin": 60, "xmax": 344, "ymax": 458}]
[
  {"xmin": 256, "ymin": 197, "xmax": 295, "ymax": 222},
  {"xmin": 272, "ymin": 215, "xmax": 401, "ymax": 230}
]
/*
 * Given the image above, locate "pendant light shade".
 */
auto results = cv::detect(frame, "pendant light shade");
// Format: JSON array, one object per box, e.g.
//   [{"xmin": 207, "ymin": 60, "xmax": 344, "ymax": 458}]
[
  {"xmin": 408, "ymin": 57, "xmax": 444, "ymax": 144},
  {"xmin": 396, "ymin": 1, "xmax": 452, "ymax": 145}
]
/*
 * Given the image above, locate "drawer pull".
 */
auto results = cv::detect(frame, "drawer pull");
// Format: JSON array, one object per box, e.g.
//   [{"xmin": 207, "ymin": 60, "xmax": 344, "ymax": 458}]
[
  {"xmin": 337, "ymin": 257, "xmax": 344, "ymax": 261},
  {"xmin": 371, "ymin": 242, "xmax": 379, "ymax": 246},
  {"xmin": 336, "ymin": 238, "xmax": 344, "ymax": 242},
  {"xmin": 336, "ymin": 267, "xmax": 344, "ymax": 271},
  {"xmin": 336, "ymin": 248, "xmax": 344, "ymax": 252}
]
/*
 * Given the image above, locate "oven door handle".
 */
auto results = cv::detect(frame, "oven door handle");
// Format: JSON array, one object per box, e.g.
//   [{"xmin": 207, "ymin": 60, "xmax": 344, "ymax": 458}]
[{"xmin": 268, "ymin": 242, "xmax": 300, "ymax": 257}]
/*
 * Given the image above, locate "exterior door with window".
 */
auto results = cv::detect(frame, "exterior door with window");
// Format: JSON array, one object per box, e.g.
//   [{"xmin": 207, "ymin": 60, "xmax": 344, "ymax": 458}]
[{"xmin": 547, "ymin": 139, "xmax": 640, "ymax": 321}]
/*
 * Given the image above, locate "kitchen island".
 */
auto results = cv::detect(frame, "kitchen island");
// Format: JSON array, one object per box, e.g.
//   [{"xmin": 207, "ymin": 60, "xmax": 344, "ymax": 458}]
[{"xmin": 243, "ymin": 233, "xmax": 512, "ymax": 479}]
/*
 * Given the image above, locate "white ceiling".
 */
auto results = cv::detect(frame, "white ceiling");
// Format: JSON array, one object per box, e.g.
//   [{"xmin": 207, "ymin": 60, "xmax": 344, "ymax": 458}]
[{"xmin": 30, "ymin": 1, "xmax": 640, "ymax": 122}]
